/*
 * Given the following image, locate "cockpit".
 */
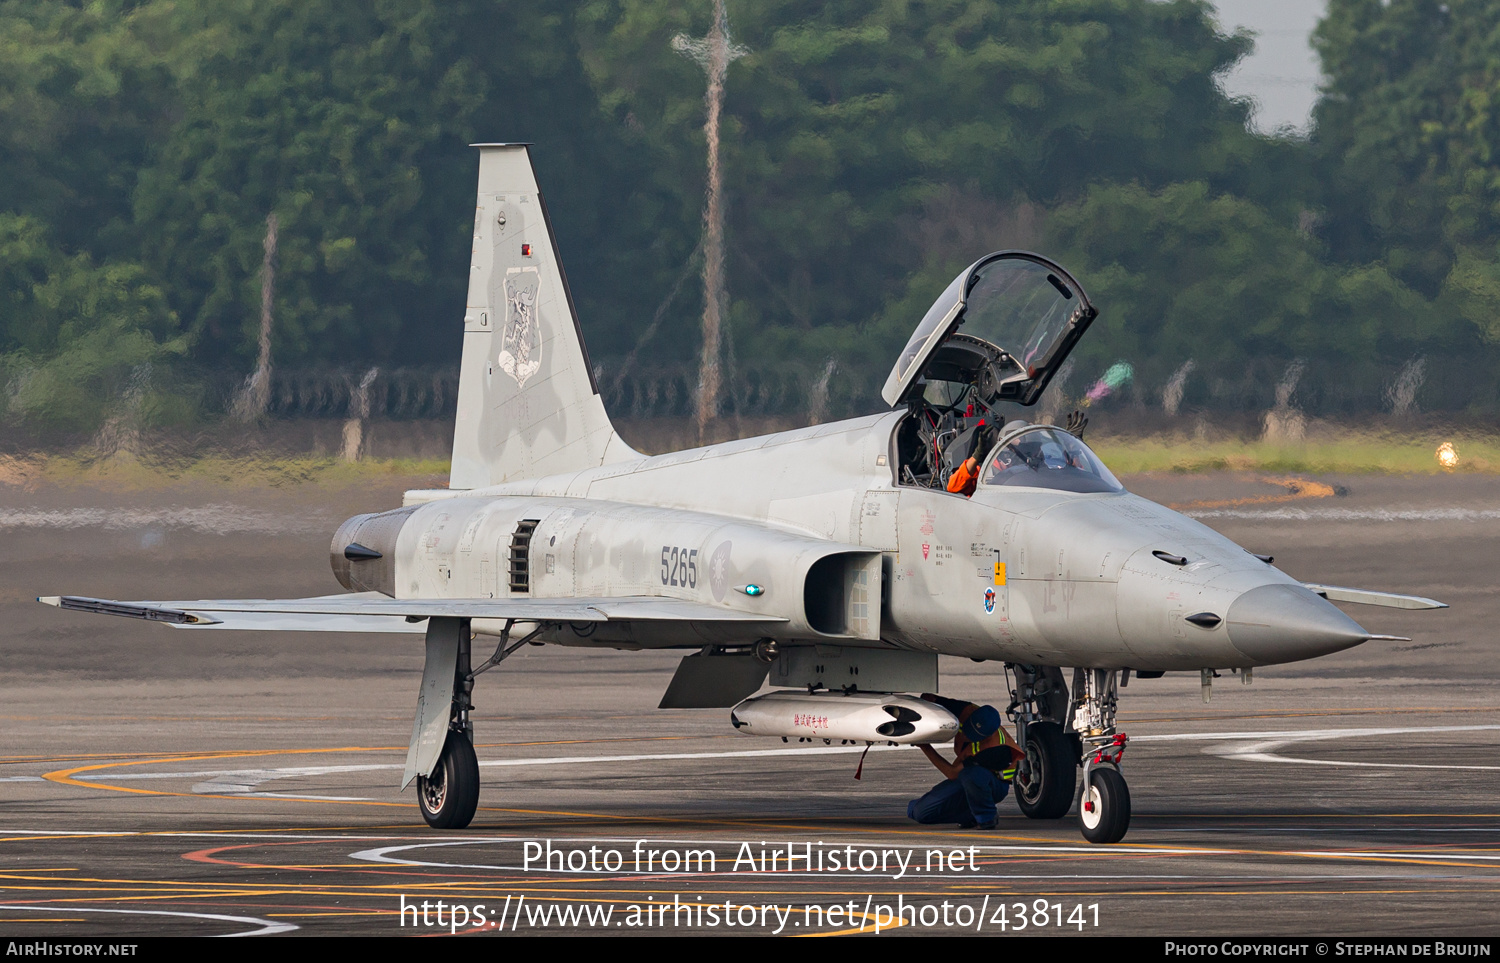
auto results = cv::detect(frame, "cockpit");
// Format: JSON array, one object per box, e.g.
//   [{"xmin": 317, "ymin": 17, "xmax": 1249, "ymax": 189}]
[
  {"xmin": 979, "ymin": 425, "xmax": 1122, "ymax": 494},
  {"xmin": 885, "ymin": 251, "xmax": 1117, "ymax": 495}
]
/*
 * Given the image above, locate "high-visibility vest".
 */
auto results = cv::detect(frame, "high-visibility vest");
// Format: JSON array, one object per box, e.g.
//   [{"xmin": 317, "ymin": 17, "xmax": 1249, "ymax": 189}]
[{"xmin": 968, "ymin": 740, "xmax": 1020, "ymax": 781}]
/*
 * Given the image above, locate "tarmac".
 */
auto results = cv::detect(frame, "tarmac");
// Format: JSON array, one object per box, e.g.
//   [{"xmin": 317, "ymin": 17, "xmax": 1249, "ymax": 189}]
[{"xmin": 1, "ymin": 469, "xmax": 1497, "ymax": 937}]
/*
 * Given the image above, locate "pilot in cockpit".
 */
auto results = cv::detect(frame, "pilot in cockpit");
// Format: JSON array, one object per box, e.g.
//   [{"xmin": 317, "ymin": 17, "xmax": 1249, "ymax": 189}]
[
  {"xmin": 944, "ymin": 421, "xmax": 1019, "ymax": 497},
  {"xmin": 944, "ymin": 423, "xmax": 998, "ymax": 497}
]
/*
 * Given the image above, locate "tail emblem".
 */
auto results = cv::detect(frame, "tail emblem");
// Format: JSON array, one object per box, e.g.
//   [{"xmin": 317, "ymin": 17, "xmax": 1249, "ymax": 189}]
[{"xmin": 499, "ymin": 268, "xmax": 542, "ymax": 387}]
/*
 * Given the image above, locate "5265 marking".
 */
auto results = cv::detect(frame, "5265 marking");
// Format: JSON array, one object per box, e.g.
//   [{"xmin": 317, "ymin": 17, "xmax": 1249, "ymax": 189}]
[{"xmin": 660, "ymin": 546, "xmax": 699, "ymax": 588}]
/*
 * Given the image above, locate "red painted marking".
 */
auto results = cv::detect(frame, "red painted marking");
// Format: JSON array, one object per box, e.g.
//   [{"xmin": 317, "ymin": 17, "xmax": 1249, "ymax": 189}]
[{"xmin": 183, "ymin": 840, "xmax": 334, "ymax": 871}]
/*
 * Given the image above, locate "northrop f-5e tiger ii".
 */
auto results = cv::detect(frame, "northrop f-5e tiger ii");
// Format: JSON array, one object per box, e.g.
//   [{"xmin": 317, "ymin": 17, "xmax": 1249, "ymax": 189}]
[{"xmin": 44, "ymin": 144, "xmax": 1446, "ymax": 843}]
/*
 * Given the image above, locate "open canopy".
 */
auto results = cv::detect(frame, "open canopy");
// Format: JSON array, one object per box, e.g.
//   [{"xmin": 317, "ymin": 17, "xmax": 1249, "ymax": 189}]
[{"xmin": 881, "ymin": 252, "xmax": 1097, "ymax": 409}]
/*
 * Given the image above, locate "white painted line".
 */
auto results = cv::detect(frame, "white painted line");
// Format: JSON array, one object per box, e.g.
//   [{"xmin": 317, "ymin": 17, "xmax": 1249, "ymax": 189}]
[
  {"xmin": 39, "ymin": 725, "xmax": 1500, "ymax": 796},
  {"xmin": 0, "ymin": 505, "xmax": 325, "ymax": 533},
  {"xmin": 348, "ymin": 836, "xmax": 1500, "ymax": 877},
  {"xmin": 62, "ymin": 746, "xmax": 897, "ymax": 793},
  {"xmin": 0, "ymin": 904, "xmax": 296, "ymax": 937},
  {"xmin": 0, "ymin": 830, "xmax": 417, "ymax": 840},
  {"xmin": 1291, "ymin": 851, "xmax": 1500, "ymax": 862},
  {"xmin": 349, "ymin": 837, "xmax": 1227, "ymax": 874},
  {"xmin": 1203, "ymin": 725, "xmax": 1500, "ymax": 772},
  {"xmin": 1221, "ymin": 748, "xmax": 1500, "ymax": 772},
  {"xmin": 1136, "ymin": 725, "xmax": 1500, "ymax": 743},
  {"xmin": 1185, "ymin": 507, "xmax": 1500, "ymax": 522},
  {"xmin": 1192, "ymin": 827, "xmax": 1500, "ymax": 834},
  {"xmin": 97, "ymin": 764, "xmax": 398, "ymax": 782},
  {"xmin": 233, "ymin": 792, "xmax": 374, "ymax": 802},
  {"xmin": 477, "ymin": 744, "xmax": 899, "ymax": 767},
  {"xmin": 0, "ymin": 830, "xmax": 143, "ymax": 837}
]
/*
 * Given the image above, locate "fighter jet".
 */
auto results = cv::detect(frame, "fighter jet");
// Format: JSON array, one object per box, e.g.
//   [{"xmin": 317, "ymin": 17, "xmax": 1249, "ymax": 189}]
[{"xmin": 43, "ymin": 145, "xmax": 1446, "ymax": 843}]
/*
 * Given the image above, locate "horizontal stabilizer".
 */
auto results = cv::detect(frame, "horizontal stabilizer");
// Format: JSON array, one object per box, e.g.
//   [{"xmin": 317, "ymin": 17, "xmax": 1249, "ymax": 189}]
[
  {"xmin": 1302, "ymin": 584, "xmax": 1448, "ymax": 610},
  {"xmin": 40, "ymin": 593, "xmax": 788, "ymax": 632}
]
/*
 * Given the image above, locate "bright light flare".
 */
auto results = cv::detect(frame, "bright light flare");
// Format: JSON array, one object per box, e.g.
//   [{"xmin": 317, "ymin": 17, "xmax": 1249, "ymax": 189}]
[{"xmin": 1436, "ymin": 441, "xmax": 1459, "ymax": 470}]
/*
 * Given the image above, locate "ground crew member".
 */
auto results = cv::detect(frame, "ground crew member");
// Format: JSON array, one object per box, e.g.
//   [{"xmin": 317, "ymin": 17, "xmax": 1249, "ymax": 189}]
[{"xmin": 906, "ymin": 694, "xmax": 1022, "ymax": 829}]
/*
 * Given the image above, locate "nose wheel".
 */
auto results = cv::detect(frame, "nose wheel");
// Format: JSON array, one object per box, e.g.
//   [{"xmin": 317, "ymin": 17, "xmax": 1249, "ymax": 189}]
[{"xmin": 1079, "ymin": 764, "xmax": 1130, "ymax": 844}]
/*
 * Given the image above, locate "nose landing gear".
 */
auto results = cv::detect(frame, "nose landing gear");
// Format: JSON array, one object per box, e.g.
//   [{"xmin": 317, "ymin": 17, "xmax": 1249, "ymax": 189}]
[
  {"xmin": 1072, "ymin": 668, "xmax": 1130, "ymax": 844},
  {"xmin": 1005, "ymin": 664, "xmax": 1133, "ymax": 843}
]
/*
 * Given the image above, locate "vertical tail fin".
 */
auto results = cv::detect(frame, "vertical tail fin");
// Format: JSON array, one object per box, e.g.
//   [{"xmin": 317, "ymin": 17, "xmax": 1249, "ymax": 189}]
[{"xmin": 450, "ymin": 144, "xmax": 637, "ymax": 489}]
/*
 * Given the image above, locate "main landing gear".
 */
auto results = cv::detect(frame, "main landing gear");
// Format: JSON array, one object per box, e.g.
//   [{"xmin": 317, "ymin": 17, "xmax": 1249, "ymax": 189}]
[
  {"xmin": 419, "ymin": 729, "xmax": 480, "ymax": 829},
  {"xmin": 1015, "ymin": 721, "xmax": 1076, "ymax": 819},
  {"xmin": 1007, "ymin": 665, "xmax": 1077, "ymax": 819},
  {"xmin": 1006, "ymin": 664, "xmax": 1132, "ymax": 844},
  {"xmin": 407, "ymin": 616, "xmax": 541, "ymax": 830}
]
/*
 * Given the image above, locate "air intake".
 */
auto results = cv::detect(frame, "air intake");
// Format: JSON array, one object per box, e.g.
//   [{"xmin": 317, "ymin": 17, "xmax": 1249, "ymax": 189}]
[{"xmin": 508, "ymin": 519, "xmax": 540, "ymax": 593}]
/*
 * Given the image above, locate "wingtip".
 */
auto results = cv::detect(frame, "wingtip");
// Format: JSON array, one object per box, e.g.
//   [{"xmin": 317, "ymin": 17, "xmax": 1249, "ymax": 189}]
[
  {"xmin": 1365, "ymin": 634, "xmax": 1412, "ymax": 642},
  {"xmin": 37, "ymin": 596, "xmax": 60, "ymax": 607}
]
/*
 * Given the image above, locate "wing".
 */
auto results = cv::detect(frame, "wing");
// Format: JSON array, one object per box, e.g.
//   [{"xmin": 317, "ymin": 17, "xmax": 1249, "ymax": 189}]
[
  {"xmin": 1302, "ymin": 583, "xmax": 1448, "ymax": 610},
  {"xmin": 38, "ymin": 592, "xmax": 788, "ymax": 632}
]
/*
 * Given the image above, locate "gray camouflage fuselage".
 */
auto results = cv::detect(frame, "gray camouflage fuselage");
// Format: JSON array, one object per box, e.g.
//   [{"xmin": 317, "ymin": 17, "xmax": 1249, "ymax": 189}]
[{"xmin": 365, "ymin": 409, "xmax": 1362, "ymax": 671}]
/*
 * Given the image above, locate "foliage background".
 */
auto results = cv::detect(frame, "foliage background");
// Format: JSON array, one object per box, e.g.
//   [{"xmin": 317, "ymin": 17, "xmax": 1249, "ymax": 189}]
[{"xmin": 1, "ymin": 0, "xmax": 1498, "ymax": 437}]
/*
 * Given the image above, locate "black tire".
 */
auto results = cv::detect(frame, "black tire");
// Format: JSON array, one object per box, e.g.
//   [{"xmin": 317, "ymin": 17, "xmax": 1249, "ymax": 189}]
[
  {"xmin": 1078, "ymin": 766, "xmax": 1131, "ymax": 844},
  {"xmin": 418, "ymin": 729, "xmax": 480, "ymax": 829},
  {"xmin": 1015, "ymin": 721, "xmax": 1078, "ymax": 819}
]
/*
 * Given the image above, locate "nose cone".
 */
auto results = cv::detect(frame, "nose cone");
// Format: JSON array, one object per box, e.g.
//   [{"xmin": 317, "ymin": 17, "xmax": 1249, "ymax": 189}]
[{"xmin": 1227, "ymin": 584, "xmax": 1371, "ymax": 665}]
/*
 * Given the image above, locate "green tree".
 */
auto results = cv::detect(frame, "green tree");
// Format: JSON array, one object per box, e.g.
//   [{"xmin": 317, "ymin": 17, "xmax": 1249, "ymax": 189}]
[
  {"xmin": 127, "ymin": 0, "xmax": 674, "ymax": 377},
  {"xmin": 578, "ymin": 0, "xmax": 1284, "ymax": 397},
  {"xmin": 1315, "ymin": 0, "xmax": 1500, "ymax": 289},
  {"xmin": 1311, "ymin": 0, "xmax": 1500, "ymax": 392},
  {"xmin": 1045, "ymin": 181, "xmax": 1469, "ymax": 410},
  {"xmin": 0, "ymin": 1, "xmax": 173, "ymax": 262},
  {"xmin": 130, "ymin": 0, "xmax": 493, "ymax": 370},
  {"xmin": 0, "ymin": 214, "xmax": 186, "ymax": 433}
]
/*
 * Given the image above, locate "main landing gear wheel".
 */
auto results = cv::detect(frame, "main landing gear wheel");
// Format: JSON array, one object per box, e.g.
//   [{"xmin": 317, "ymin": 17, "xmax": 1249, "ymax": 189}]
[
  {"xmin": 1015, "ymin": 721, "xmax": 1078, "ymax": 819},
  {"xmin": 1079, "ymin": 766, "xmax": 1130, "ymax": 844},
  {"xmin": 418, "ymin": 729, "xmax": 480, "ymax": 829}
]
